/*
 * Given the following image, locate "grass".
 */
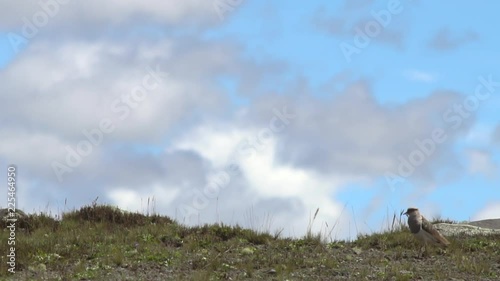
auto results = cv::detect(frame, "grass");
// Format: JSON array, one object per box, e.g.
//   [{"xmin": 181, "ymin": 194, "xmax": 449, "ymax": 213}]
[{"xmin": 0, "ymin": 203, "xmax": 499, "ymax": 280}]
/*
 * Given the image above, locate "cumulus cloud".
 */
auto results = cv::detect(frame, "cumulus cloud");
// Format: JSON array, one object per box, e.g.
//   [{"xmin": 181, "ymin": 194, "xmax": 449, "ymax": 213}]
[
  {"xmin": 0, "ymin": 31, "xmax": 280, "ymax": 213},
  {"xmin": 161, "ymin": 125, "xmax": 354, "ymax": 238},
  {"xmin": 245, "ymin": 81, "xmax": 472, "ymax": 186},
  {"xmin": 1, "ymin": 38, "xmax": 256, "ymax": 143}
]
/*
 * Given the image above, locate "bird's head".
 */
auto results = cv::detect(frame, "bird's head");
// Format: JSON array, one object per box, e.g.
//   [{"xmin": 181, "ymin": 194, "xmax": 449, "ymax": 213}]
[{"xmin": 403, "ymin": 207, "xmax": 419, "ymax": 216}]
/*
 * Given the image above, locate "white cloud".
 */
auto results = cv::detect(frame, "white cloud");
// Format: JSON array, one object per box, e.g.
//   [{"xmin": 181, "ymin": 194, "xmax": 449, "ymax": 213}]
[
  {"xmin": 0, "ymin": 38, "xmax": 236, "ymax": 143},
  {"xmin": 108, "ymin": 184, "xmax": 180, "ymax": 214},
  {"xmin": 165, "ymin": 125, "xmax": 354, "ymax": 239},
  {"xmin": 108, "ymin": 189, "xmax": 139, "ymax": 210},
  {"xmin": 168, "ymin": 126, "xmax": 253, "ymax": 168},
  {"xmin": 249, "ymin": 83, "xmax": 468, "ymax": 186},
  {"xmin": 240, "ymin": 139, "xmax": 352, "ymax": 238},
  {"xmin": 473, "ymin": 203, "xmax": 500, "ymax": 220}
]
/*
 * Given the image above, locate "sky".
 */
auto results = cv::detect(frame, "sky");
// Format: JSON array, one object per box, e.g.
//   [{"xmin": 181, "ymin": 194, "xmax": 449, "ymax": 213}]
[{"xmin": 0, "ymin": 0, "xmax": 499, "ymax": 240}]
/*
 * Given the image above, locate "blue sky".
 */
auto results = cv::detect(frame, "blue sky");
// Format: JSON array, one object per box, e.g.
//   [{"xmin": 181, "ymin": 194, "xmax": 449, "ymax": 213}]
[{"xmin": 0, "ymin": 0, "xmax": 499, "ymax": 239}]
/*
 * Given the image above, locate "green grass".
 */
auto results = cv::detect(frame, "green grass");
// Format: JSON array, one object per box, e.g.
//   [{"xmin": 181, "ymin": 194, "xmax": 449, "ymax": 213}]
[{"xmin": 0, "ymin": 203, "xmax": 499, "ymax": 280}]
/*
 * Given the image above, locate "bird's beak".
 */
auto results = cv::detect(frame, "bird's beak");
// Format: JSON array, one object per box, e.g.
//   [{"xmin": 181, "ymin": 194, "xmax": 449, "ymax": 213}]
[{"xmin": 403, "ymin": 211, "xmax": 408, "ymax": 216}]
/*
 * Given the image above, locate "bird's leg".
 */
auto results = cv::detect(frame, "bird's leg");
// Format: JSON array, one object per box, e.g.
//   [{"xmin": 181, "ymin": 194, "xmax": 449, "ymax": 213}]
[
  {"xmin": 417, "ymin": 245, "xmax": 424, "ymax": 259},
  {"xmin": 422, "ymin": 243, "xmax": 429, "ymax": 258},
  {"xmin": 418, "ymin": 244, "xmax": 428, "ymax": 258}
]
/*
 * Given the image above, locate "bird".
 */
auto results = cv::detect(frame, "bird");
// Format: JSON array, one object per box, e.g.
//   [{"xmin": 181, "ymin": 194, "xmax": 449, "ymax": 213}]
[{"xmin": 403, "ymin": 207, "xmax": 450, "ymax": 257}]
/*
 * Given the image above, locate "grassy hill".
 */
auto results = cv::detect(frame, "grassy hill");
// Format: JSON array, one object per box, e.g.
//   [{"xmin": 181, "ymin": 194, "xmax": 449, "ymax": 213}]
[{"xmin": 0, "ymin": 204, "xmax": 499, "ymax": 280}]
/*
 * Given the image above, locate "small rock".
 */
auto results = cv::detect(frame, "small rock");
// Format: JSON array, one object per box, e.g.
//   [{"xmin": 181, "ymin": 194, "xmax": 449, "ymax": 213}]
[
  {"xmin": 37, "ymin": 263, "xmax": 47, "ymax": 272},
  {"xmin": 241, "ymin": 247, "xmax": 254, "ymax": 255},
  {"xmin": 435, "ymin": 223, "xmax": 500, "ymax": 236},
  {"xmin": 268, "ymin": 269, "xmax": 277, "ymax": 275},
  {"xmin": 352, "ymin": 247, "xmax": 362, "ymax": 255}
]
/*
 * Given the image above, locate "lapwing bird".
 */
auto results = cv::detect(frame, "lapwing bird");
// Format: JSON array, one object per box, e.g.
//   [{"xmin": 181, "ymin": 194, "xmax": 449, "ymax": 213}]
[{"xmin": 403, "ymin": 207, "xmax": 450, "ymax": 257}]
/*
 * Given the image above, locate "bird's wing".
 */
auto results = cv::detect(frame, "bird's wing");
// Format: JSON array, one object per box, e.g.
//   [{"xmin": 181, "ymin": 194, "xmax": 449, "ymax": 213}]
[{"xmin": 421, "ymin": 216, "xmax": 450, "ymax": 247}]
